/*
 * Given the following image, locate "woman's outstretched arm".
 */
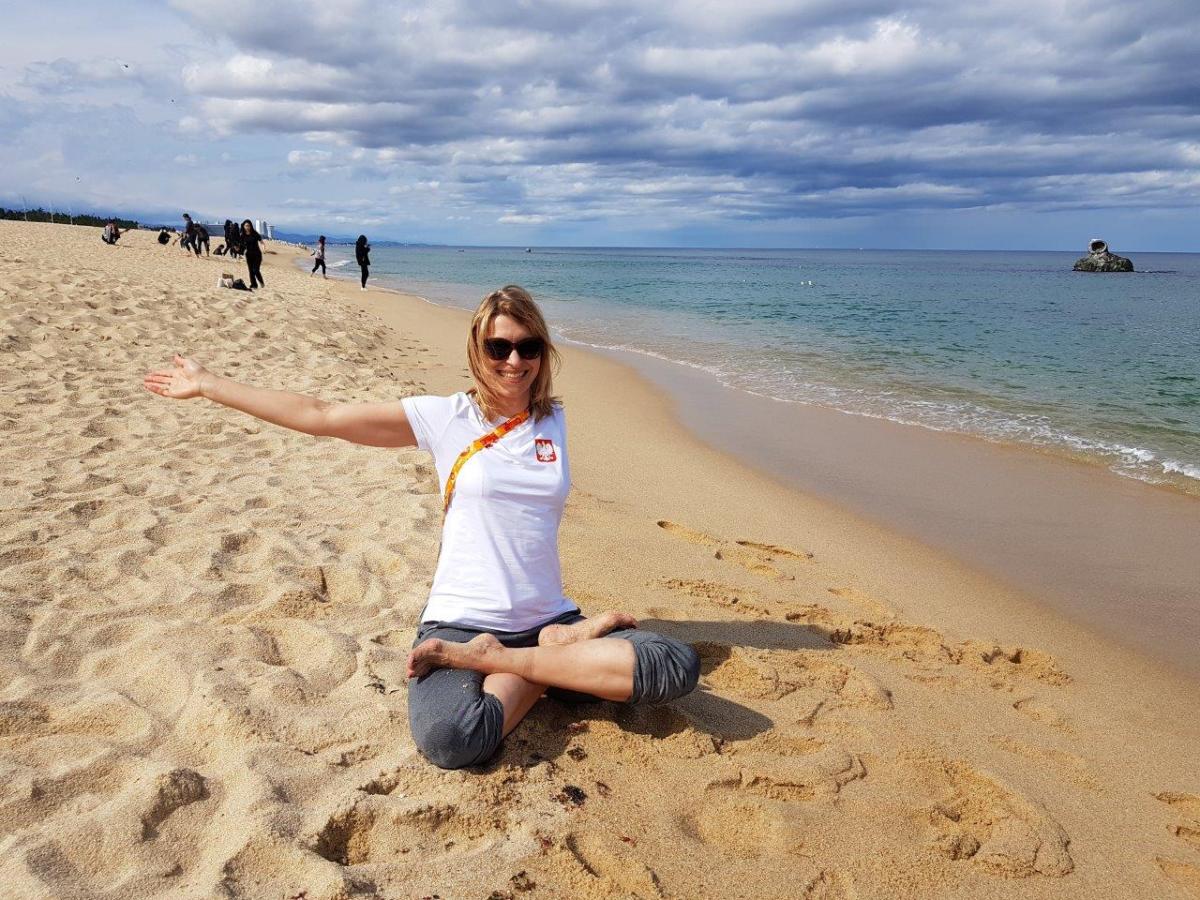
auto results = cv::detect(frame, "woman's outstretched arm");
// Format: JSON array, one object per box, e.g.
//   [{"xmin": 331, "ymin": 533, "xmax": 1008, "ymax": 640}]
[{"xmin": 143, "ymin": 354, "xmax": 417, "ymax": 448}]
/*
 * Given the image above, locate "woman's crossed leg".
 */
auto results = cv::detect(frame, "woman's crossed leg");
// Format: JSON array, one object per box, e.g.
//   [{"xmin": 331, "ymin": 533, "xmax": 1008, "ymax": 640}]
[{"xmin": 406, "ymin": 612, "xmax": 700, "ymax": 769}]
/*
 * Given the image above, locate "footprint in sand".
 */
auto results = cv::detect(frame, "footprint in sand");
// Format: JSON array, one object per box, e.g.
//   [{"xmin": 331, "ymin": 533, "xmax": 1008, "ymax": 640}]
[
  {"xmin": 681, "ymin": 745, "xmax": 865, "ymax": 860},
  {"xmin": 226, "ymin": 563, "xmax": 371, "ymax": 623},
  {"xmin": 139, "ymin": 768, "xmax": 207, "ymax": 840},
  {"xmin": 1157, "ymin": 791, "xmax": 1200, "ymax": 821},
  {"xmin": 1157, "ymin": 858, "xmax": 1200, "ymax": 898},
  {"xmin": 715, "ymin": 545, "xmax": 795, "ymax": 580},
  {"xmin": 245, "ymin": 621, "xmax": 359, "ymax": 696},
  {"xmin": 0, "ymin": 699, "xmax": 51, "ymax": 737},
  {"xmin": 1156, "ymin": 791, "xmax": 1200, "ymax": 892},
  {"xmin": 988, "ymin": 736, "xmax": 1099, "ymax": 791},
  {"xmin": 1175, "ymin": 823, "xmax": 1200, "ymax": 851},
  {"xmin": 735, "ymin": 539, "xmax": 812, "ymax": 561},
  {"xmin": 557, "ymin": 832, "xmax": 666, "ymax": 898},
  {"xmin": 696, "ymin": 642, "xmax": 892, "ymax": 717},
  {"xmin": 662, "ymin": 578, "xmax": 774, "ymax": 617},
  {"xmin": 719, "ymin": 730, "xmax": 827, "ymax": 758},
  {"xmin": 0, "ymin": 545, "xmax": 47, "ymax": 569},
  {"xmin": 827, "ymin": 586, "xmax": 896, "ymax": 621},
  {"xmin": 648, "ymin": 564, "xmax": 1070, "ymax": 695},
  {"xmin": 656, "ymin": 520, "xmax": 811, "ymax": 580},
  {"xmin": 312, "ymin": 794, "xmax": 508, "ymax": 865},
  {"xmin": 805, "ymin": 615, "xmax": 1070, "ymax": 690},
  {"xmin": 62, "ymin": 498, "xmax": 108, "ymax": 523},
  {"xmin": 914, "ymin": 757, "xmax": 1073, "ymax": 878},
  {"xmin": 793, "ymin": 870, "xmax": 857, "ymax": 900},
  {"xmin": 1012, "ymin": 696, "xmax": 1071, "ymax": 731},
  {"xmin": 707, "ymin": 745, "xmax": 867, "ymax": 804},
  {"xmin": 958, "ymin": 640, "xmax": 1070, "ymax": 687},
  {"xmin": 680, "ymin": 793, "xmax": 808, "ymax": 859}
]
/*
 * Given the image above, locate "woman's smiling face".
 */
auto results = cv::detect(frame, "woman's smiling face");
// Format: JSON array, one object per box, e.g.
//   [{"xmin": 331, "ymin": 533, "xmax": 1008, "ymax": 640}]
[{"xmin": 484, "ymin": 314, "xmax": 541, "ymax": 410}]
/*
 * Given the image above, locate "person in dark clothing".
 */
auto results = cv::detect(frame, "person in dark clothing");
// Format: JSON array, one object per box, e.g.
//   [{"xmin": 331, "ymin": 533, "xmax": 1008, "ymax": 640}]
[
  {"xmin": 193, "ymin": 224, "xmax": 211, "ymax": 257},
  {"xmin": 311, "ymin": 236, "xmax": 327, "ymax": 278},
  {"xmin": 241, "ymin": 219, "xmax": 265, "ymax": 289},
  {"xmin": 223, "ymin": 219, "xmax": 241, "ymax": 259},
  {"xmin": 355, "ymin": 234, "xmax": 371, "ymax": 290},
  {"xmin": 180, "ymin": 213, "xmax": 196, "ymax": 253}
]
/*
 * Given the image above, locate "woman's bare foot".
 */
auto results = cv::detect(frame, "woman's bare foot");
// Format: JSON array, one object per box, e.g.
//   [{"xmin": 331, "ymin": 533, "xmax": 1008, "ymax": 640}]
[
  {"xmin": 538, "ymin": 611, "xmax": 638, "ymax": 647},
  {"xmin": 406, "ymin": 633, "xmax": 505, "ymax": 678}
]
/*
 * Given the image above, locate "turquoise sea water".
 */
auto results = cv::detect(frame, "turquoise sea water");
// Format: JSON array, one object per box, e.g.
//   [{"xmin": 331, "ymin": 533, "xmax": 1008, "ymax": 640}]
[{"xmin": 322, "ymin": 246, "xmax": 1200, "ymax": 494}]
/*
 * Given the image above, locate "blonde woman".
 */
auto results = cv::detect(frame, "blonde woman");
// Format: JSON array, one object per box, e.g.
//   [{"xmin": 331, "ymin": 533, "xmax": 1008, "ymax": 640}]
[{"xmin": 144, "ymin": 285, "xmax": 700, "ymax": 769}]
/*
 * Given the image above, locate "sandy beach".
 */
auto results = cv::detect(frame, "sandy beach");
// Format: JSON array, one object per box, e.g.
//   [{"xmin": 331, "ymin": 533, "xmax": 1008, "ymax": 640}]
[{"xmin": 2, "ymin": 219, "xmax": 1199, "ymax": 899}]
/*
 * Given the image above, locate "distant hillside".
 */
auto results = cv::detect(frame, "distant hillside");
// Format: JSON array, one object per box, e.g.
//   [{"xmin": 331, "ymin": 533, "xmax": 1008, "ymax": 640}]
[{"xmin": 0, "ymin": 208, "xmax": 140, "ymax": 230}]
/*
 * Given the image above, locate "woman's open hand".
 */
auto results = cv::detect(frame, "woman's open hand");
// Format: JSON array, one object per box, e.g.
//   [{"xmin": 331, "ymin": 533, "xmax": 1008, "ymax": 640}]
[{"xmin": 144, "ymin": 354, "xmax": 209, "ymax": 400}]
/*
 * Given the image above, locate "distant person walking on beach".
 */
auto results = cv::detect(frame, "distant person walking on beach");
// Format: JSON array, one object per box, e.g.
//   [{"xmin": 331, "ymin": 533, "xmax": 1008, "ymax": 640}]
[
  {"xmin": 355, "ymin": 234, "xmax": 370, "ymax": 290},
  {"xmin": 101, "ymin": 220, "xmax": 121, "ymax": 245},
  {"xmin": 180, "ymin": 214, "xmax": 196, "ymax": 254},
  {"xmin": 310, "ymin": 236, "xmax": 327, "ymax": 278},
  {"xmin": 193, "ymin": 223, "xmax": 211, "ymax": 258},
  {"xmin": 143, "ymin": 285, "xmax": 699, "ymax": 770},
  {"xmin": 240, "ymin": 219, "xmax": 265, "ymax": 289},
  {"xmin": 223, "ymin": 219, "xmax": 241, "ymax": 258}
]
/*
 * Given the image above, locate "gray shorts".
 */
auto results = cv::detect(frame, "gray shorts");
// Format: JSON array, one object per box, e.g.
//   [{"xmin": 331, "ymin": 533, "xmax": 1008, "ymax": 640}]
[{"xmin": 408, "ymin": 610, "xmax": 701, "ymax": 770}]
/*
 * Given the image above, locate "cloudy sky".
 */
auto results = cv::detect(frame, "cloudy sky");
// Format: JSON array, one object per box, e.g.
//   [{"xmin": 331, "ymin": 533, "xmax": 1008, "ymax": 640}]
[{"xmin": 2, "ymin": 1, "xmax": 1197, "ymax": 248}]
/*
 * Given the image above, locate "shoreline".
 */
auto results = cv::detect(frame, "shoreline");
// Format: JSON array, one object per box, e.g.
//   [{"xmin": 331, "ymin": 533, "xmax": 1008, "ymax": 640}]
[
  {"xmin": 310, "ymin": 247, "xmax": 1200, "ymax": 500},
  {"xmin": 6, "ymin": 221, "xmax": 1200, "ymax": 898},
  {"xmin": 307, "ymin": 255, "xmax": 1200, "ymax": 683},
  {"xmin": 613, "ymin": 348, "xmax": 1200, "ymax": 682}
]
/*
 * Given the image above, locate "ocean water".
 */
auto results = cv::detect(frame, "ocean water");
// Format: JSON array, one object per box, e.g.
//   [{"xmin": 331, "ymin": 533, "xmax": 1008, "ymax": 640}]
[{"xmin": 322, "ymin": 245, "xmax": 1200, "ymax": 494}]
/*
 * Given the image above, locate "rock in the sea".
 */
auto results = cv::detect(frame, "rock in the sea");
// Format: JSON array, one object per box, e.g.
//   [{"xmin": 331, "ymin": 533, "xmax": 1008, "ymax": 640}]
[{"xmin": 1073, "ymin": 238, "xmax": 1134, "ymax": 272}]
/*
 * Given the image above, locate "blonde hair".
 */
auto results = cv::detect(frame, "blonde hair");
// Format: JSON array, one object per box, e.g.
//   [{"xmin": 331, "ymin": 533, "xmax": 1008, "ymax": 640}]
[{"xmin": 467, "ymin": 285, "xmax": 561, "ymax": 422}]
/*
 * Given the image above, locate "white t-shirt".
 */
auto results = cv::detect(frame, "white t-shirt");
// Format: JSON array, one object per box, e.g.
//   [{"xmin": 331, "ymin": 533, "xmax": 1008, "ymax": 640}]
[{"xmin": 401, "ymin": 392, "xmax": 575, "ymax": 630}]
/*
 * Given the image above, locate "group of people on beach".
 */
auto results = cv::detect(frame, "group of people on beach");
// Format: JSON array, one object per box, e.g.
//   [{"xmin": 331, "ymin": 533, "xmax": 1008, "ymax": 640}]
[
  {"xmin": 110, "ymin": 212, "xmax": 367, "ymax": 296},
  {"xmin": 156, "ymin": 213, "xmax": 266, "ymax": 289},
  {"xmin": 175, "ymin": 214, "xmax": 210, "ymax": 257},
  {"xmin": 172, "ymin": 213, "xmax": 370, "ymax": 294}
]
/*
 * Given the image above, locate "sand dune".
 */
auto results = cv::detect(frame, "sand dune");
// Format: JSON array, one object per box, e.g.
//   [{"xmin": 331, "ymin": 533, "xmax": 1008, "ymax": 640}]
[{"xmin": 1, "ymin": 220, "xmax": 1198, "ymax": 898}]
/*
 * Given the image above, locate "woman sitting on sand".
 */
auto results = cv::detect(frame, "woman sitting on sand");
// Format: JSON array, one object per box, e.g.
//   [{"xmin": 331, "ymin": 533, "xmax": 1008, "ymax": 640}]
[{"xmin": 143, "ymin": 285, "xmax": 700, "ymax": 769}]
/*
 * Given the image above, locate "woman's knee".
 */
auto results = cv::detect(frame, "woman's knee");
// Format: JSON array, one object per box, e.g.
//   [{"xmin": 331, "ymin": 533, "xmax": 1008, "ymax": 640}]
[
  {"xmin": 410, "ymin": 695, "xmax": 504, "ymax": 770},
  {"xmin": 627, "ymin": 632, "xmax": 701, "ymax": 705}
]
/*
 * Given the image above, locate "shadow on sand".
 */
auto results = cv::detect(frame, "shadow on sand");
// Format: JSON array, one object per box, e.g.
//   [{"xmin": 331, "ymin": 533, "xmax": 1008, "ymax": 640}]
[{"xmin": 494, "ymin": 616, "xmax": 834, "ymax": 769}]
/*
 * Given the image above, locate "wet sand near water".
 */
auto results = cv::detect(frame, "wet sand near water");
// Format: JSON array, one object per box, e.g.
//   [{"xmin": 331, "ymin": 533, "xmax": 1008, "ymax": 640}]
[{"xmin": 609, "ymin": 351, "xmax": 1200, "ymax": 681}]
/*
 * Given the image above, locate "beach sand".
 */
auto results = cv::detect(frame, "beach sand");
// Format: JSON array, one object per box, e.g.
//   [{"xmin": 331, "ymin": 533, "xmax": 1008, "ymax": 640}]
[{"xmin": 2, "ymin": 219, "xmax": 1199, "ymax": 899}]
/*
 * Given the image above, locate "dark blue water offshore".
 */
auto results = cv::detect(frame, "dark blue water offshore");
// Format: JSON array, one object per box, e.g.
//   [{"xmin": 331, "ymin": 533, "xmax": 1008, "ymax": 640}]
[{"xmin": 321, "ymin": 246, "xmax": 1200, "ymax": 493}]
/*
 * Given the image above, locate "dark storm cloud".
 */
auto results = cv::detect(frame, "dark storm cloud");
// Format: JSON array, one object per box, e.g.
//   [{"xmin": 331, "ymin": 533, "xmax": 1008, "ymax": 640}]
[{"xmin": 165, "ymin": 0, "xmax": 1200, "ymax": 224}]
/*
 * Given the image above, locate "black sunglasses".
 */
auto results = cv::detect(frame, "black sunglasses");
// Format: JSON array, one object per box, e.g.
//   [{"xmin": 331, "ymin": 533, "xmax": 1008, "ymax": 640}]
[{"xmin": 483, "ymin": 337, "xmax": 544, "ymax": 361}]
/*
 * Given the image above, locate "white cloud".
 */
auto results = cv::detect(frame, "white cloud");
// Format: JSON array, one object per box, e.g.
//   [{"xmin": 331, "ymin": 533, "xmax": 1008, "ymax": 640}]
[
  {"xmin": 287, "ymin": 149, "xmax": 333, "ymax": 167},
  {"xmin": 498, "ymin": 213, "xmax": 551, "ymax": 225}
]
